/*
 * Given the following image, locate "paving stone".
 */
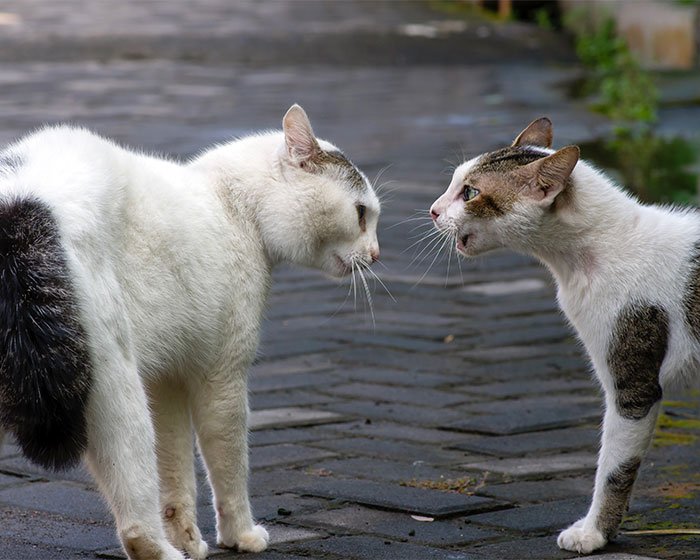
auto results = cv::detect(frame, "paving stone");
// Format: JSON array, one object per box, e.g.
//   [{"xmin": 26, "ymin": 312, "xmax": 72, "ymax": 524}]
[
  {"xmin": 0, "ymin": 539, "xmax": 77, "ymax": 560},
  {"xmin": 251, "ymin": 494, "xmax": 330, "ymax": 522},
  {"xmin": 293, "ymin": 477, "xmax": 506, "ymax": 518},
  {"xmin": 462, "ymin": 278, "xmax": 548, "ymax": 296},
  {"xmin": 325, "ymin": 382, "xmax": 471, "ymax": 407},
  {"xmin": 329, "ymin": 367, "xmax": 456, "ymax": 388},
  {"xmin": 460, "ymin": 343, "xmax": 582, "ymax": 363},
  {"xmin": 251, "ymin": 390, "xmax": 340, "ymax": 410},
  {"xmin": 464, "ymin": 534, "xmax": 580, "ymax": 559},
  {"xmin": 250, "ymin": 427, "xmax": 339, "ymax": 447},
  {"xmin": 250, "ymin": 372, "xmax": 336, "ymax": 392},
  {"xmin": 0, "ymin": 481, "xmax": 110, "ymax": 523},
  {"xmin": 449, "ymin": 428, "xmax": 599, "ymax": 457},
  {"xmin": 323, "ymin": 401, "xmax": 465, "ymax": 426},
  {"xmin": 461, "ymin": 356, "xmax": 589, "ymax": 383},
  {"xmin": 458, "ymin": 378, "xmax": 594, "ymax": 399},
  {"xmin": 250, "ymin": 444, "xmax": 337, "ymax": 469},
  {"xmin": 307, "ymin": 456, "xmax": 467, "ymax": 483},
  {"xmin": 293, "ymin": 535, "xmax": 479, "ymax": 560},
  {"xmin": 466, "ymin": 497, "xmax": 591, "ymax": 532},
  {"xmin": 445, "ymin": 402, "xmax": 601, "ymax": 435},
  {"xmin": 312, "ymin": 437, "xmax": 479, "ymax": 465},
  {"xmin": 320, "ymin": 421, "xmax": 465, "ymax": 444},
  {"xmin": 462, "ymin": 453, "xmax": 597, "ymax": 478},
  {"xmin": 478, "ymin": 476, "xmax": 593, "ymax": 503},
  {"xmin": 250, "ymin": 408, "xmax": 347, "ymax": 430},
  {"xmin": 291, "ymin": 505, "xmax": 503, "ymax": 545},
  {"xmin": 0, "ymin": 506, "xmax": 118, "ymax": 551}
]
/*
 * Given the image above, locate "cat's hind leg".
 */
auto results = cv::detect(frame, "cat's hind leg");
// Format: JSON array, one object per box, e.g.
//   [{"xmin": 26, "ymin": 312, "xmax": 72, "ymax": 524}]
[
  {"xmin": 191, "ymin": 374, "xmax": 268, "ymax": 553},
  {"xmin": 149, "ymin": 378, "xmax": 208, "ymax": 560},
  {"xmin": 84, "ymin": 345, "xmax": 185, "ymax": 560},
  {"xmin": 558, "ymin": 304, "xmax": 665, "ymax": 554}
]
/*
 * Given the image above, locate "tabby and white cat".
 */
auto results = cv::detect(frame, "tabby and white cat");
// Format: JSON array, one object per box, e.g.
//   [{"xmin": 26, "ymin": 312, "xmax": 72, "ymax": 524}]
[
  {"xmin": 430, "ymin": 118, "xmax": 698, "ymax": 554},
  {"xmin": 0, "ymin": 105, "xmax": 380, "ymax": 560}
]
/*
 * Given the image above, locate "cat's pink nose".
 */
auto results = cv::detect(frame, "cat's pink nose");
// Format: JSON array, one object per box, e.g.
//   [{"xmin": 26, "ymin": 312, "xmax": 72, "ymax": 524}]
[
  {"xmin": 430, "ymin": 208, "xmax": 439, "ymax": 221},
  {"xmin": 371, "ymin": 248, "xmax": 380, "ymax": 262}
]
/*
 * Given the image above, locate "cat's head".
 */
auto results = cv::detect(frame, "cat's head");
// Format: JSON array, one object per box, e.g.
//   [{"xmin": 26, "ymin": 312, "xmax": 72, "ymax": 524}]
[
  {"xmin": 429, "ymin": 118, "xmax": 579, "ymax": 256},
  {"xmin": 266, "ymin": 104, "xmax": 381, "ymax": 278}
]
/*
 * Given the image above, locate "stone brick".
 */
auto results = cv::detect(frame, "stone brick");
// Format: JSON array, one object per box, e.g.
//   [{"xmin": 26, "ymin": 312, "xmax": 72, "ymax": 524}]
[
  {"xmin": 478, "ymin": 476, "xmax": 593, "ymax": 503},
  {"xmin": 293, "ymin": 477, "xmax": 506, "ymax": 518},
  {"xmin": 312, "ymin": 436, "xmax": 479, "ymax": 465},
  {"xmin": 291, "ymin": 505, "xmax": 503, "ymax": 545},
  {"xmin": 449, "ymin": 427, "xmax": 599, "ymax": 457},
  {"xmin": 325, "ymin": 382, "xmax": 471, "ymax": 407},
  {"xmin": 250, "ymin": 408, "xmax": 347, "ymax": 430},
  {"xmin": 462, "ymin": 453, "xmax": 597, "ymax": 478},
  {"xmin": 250, "ymin": 444, "xmax": 337, "ymax": 469},
  {"xmin": 445, "ymin": 402, "xmax": 601, "ymax": 435},
  {"xmin": 307, "ymin": 456, "xmax": 467, "ymax": 483},
  {"xmin": 293, "ymin": 535, "xmax": 478, "ymax": 560},
  {"xmin": 323, "ymin": 401, "xmax": 464, "ymax": 426},
  {"xmin": 0, "ymin": 481, "xmax": 110, "ymax": 523}
]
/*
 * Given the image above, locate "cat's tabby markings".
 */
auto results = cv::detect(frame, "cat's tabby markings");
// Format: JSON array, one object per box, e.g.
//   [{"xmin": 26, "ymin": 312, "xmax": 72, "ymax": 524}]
[{"xmin": 430, "ymin": 117, "xmax": 698, "ymax": 554}]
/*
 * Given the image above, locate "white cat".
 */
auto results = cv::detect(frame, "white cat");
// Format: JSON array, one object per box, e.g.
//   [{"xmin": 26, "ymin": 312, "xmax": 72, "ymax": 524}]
[
  {"xmin": 0, "ymin": 104, "xmax": 380, "ymax": 560},
  {"xmin": 429, "ymin": 118, "xmax": 698, "ymax": 554}
]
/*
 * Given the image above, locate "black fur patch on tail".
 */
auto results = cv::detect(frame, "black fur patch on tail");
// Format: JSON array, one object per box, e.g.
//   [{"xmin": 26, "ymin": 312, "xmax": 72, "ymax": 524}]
[{"xmin": 0, "ymin": 197, "xmax": 92, "ymax": 470}]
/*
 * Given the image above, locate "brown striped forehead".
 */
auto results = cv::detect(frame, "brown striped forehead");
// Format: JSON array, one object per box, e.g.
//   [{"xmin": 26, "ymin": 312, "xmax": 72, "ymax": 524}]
[
  {"xmin": 470, "ymin": 146, "xmax": 549, "ymax": 175},
  {"xmin": 314, "ymin": 149, "xmax": 367, "ymax": 191},
  {"xmin": 460, "ymin": 147, "xmax": 549, "ymax": 219}
]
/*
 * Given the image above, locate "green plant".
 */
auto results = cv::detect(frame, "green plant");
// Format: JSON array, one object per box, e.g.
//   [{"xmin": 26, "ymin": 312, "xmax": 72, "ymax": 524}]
[{"xmin": 566, "ymin": 12, "xmax": 697, "ymax": 204}]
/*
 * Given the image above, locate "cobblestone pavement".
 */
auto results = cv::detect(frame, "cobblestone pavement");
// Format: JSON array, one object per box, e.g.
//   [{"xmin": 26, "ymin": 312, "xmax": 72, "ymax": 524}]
[{"xmin": 0, "ymin": 2, "xmax": 699, "ymax": 559}]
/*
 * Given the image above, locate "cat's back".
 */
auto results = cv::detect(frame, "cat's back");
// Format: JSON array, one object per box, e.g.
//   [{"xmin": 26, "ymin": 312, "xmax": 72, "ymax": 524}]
[{"xmin": 0, "ymin": 126, "xmax": 131, "ymax": 221}]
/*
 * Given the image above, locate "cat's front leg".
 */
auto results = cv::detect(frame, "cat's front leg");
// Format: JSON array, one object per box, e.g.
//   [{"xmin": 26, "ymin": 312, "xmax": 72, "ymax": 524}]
[
  {"xmin": 559, "ymin": 304, "xmax": 666, "ymax": 554},
  {"xmin": 149, "ymin": 379, "xmax": 208, "ymax": 560},
  {"xmin": 191, "ymin": 374, "xmax": 269, "ymax": 553},
  {"xmin": 558, "ymin": 402, "xmax": 659, "ymax": 553}
]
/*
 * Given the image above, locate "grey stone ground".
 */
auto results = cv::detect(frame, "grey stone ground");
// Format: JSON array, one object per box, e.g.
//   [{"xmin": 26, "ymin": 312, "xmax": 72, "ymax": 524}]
[{"xmin": 0, "ymin": 2, "xmax": 699, "ymax": 559}]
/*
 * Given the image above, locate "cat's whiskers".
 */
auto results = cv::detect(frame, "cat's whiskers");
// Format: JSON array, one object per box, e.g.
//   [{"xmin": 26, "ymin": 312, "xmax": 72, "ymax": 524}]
[
  {"xmin": 408, "ymin": 227, "xmax": 448, "ymax": 267},
  {"xmin": 354, "ymin": 261, "xmax": 375, "ymax": 328},
  {"xmin": 360, "ymin": 261, "xmax": 396, "ymax": 303},
  {"xmin": 414, "ymin": 230, "xmax": 452, "ymax": 286},
  {"xmin": 404, "ymin": 227, "xmax": 443, "ymax": 254}
]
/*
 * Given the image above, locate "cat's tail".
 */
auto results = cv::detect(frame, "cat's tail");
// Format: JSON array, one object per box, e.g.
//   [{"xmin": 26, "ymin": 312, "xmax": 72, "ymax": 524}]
[{"xmin": 0, "ymin": 197, "xmax": 92, "ymax": 470}]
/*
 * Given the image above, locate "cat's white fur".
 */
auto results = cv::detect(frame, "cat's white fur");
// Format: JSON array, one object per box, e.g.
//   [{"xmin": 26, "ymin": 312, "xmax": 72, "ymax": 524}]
[
  {"xmin": 431, "ymin": 121, "xmax": 699, "ymax": 554},
  {"xmin": 0, "ymin": 105, "xmax": 379, "ymax": 560}
]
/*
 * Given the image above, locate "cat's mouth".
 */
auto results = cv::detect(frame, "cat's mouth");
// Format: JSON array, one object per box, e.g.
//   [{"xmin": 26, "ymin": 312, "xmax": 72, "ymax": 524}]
[
  {"xmin": 456, "ymin": 234, "xmax": 470, "ymax": 254},
  {"xmin": 334, "ymin": 254, "xmax": 351, "ymax": 276}
]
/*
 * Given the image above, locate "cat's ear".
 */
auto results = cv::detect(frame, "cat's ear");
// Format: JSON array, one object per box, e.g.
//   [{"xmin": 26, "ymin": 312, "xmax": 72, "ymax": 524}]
[
  {"xmin": 512, "ymin": 117, "xmax": 553, "ymax": 148},
  {"xmin": 283, "ymin": 104, "xmax": 321, "ymax": 166},
  {"xmin": 521, "ymin": 145, "xmax": 579, "ymax": 205}
]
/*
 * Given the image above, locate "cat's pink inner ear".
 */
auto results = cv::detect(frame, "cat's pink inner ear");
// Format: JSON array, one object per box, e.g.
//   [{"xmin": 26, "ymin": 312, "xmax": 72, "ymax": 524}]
[
  {"xmin": 512, "ymin": 117, "xmax": 553, "ymax": 148},
  {"xmin": 522, "ymin": 145, "xmax": 580, "ymax": 202},
  {"xmin": 282, "ymin": 104, "xmax": 320, "ymax": 163}
]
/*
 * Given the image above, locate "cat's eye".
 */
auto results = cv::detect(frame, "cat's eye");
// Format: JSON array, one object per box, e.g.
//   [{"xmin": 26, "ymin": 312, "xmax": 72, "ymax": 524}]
[
  {"xmin": 356, "ymin": 204, "xmax": 367, "ymax": 230},
  {"xmin": 463, "ymin": 185, "xmax": 480, "ymax": 202}
]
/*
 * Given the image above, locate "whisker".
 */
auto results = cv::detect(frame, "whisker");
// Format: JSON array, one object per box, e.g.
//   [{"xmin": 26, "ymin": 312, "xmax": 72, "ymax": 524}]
[
  {"xmin": 414, "ymin": 230, "xmax": 452, "ymax": 286},
  {"xmin": 409, "ymin": 229, "xmax": 448, "ymax": 267},
  {"xmin": 362, "ymin": 263, "xmax": 396, "ymax": 303},
  {"xmin": 404, "ymin": 228, "xmax": 443, "ymax": 253},
  {"xmin": 356, "ymin": 266, "xmax": 375, "ymax": 328}
]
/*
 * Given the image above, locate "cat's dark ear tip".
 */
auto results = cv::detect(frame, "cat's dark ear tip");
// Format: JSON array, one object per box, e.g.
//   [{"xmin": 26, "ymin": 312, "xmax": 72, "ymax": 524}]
[{"xmin": 513, "ymin": 118, "xmax": 554, "ymax": 148}]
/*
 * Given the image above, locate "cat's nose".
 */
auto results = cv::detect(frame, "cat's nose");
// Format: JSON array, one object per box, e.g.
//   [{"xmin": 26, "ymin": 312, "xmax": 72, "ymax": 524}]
[
  {"xmin": 430, "ymin": 207, "xmax": 440, "ymax": 220},
  {"xmin": 371, "ymin": 248, "xmax": 380, "ymax": 262}
]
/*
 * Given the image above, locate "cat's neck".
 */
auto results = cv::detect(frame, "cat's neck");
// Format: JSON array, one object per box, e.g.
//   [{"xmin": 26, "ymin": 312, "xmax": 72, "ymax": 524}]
[
  {"xmin": 190, "ymin": 133, "xmax": 289, "ymax": 267},
  {"xmin": 524, "ymin": 162, "xmax": 644, "ymax": 288}
]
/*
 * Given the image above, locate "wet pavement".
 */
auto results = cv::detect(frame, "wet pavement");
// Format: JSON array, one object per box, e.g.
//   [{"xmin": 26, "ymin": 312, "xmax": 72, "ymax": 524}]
[{"xmin": 0, "ymin": 2, "xmax": 698, "ymax": 559}]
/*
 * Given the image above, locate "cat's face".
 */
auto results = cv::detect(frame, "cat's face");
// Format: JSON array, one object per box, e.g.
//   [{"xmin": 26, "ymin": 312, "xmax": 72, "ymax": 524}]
[
  {"xmin": 273, "ymin": 105, "xmax": 380, "ymax": 278},
  {"xmin": 429, "ymin": 118, "xmax": 579, "ymax": 257}
]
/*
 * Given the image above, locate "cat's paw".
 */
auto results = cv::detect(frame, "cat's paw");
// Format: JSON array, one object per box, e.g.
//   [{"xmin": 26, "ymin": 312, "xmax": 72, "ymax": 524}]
[
  {"xmin": 218, "ymin": 524, "xmax": 269, "ymax": 553},
  {"xmin": 163, "ymin": 506, "xmax": 208, "ymax": 560},
  {"xmin": 557, "ymin": 522, "xmax": 606, "ymax": 554}
]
